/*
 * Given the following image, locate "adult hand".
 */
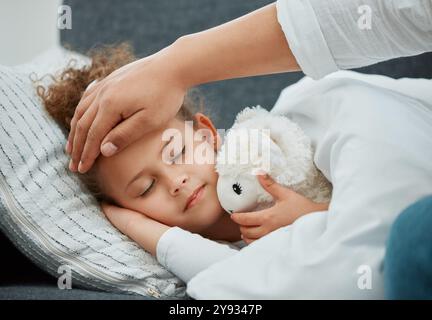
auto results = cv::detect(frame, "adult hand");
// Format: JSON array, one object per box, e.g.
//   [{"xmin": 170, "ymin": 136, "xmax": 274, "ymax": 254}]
[
  {"xmin": 230, "ymin": 174, "xmax": 330, "ymax": 244},
  {"xmin": 67, "ymin": 44, "xmax": 187, "ymax": 174}
]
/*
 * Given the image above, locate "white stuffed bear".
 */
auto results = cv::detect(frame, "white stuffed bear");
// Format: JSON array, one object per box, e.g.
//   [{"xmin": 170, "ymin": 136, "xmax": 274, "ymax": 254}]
[{"xmin": 215, "ymin": 106, "xmax": 332, "ymax": 214}]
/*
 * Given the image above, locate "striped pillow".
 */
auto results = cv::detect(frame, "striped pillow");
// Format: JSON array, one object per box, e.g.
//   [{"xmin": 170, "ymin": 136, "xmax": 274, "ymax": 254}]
[{"xmin": 0, "ymin": 62, "xmax": 187, "ymax": 299}]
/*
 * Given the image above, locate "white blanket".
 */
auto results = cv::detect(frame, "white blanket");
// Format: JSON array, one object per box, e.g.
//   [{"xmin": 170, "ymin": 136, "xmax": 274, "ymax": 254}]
[{"xmin": 186, "ymin": 71, "xmax": 432, "ymax": 299}]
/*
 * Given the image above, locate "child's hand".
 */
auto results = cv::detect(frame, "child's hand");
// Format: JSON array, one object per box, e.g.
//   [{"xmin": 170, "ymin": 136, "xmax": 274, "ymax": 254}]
[
  {"xmin": 101, "ymin": 201, "xmax": 145, "ymax": 235},
  {"xmin": 230, "ymin": 174, "xmax": 329, "ymax": 244},
  {"xmin": 101, "ymin": 202, "xmax": 170, "ymax": 256}
]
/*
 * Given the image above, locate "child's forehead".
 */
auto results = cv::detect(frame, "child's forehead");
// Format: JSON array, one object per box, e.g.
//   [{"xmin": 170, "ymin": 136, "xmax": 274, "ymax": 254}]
[
  {"xmin": 156, "ymin": 118, "xmax": 198, "ymax": 142},
  {"xmin": 98, "ymin": 117, "xmax": 192, "ymax": 169}
]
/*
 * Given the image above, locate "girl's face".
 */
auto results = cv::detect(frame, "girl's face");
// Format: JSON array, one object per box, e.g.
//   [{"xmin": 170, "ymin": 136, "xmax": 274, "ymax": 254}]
[{"xmin": 95, "ymin": 113, "xmax": 224, "ymax": 234}]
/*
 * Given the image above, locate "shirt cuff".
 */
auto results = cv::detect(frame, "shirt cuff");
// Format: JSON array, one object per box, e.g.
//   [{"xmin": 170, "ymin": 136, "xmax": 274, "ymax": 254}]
[
  {"xmin": 156, "ymin": 226, "xmax": 182, "ymax": 268},
  {"xmin": 276, "ymin": 0, "xmax": 339, "ymax": 80},
  {"xmin": 156, "ymin": 226, "xmax": 240, "ymax": 284}
]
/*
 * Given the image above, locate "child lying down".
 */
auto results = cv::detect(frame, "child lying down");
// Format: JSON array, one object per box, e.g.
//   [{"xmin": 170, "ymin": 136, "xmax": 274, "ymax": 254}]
[
  {"xmin": 38, "ymin": 44, "xmax": 432, "ymax": 298},
  {"xmin": 38, "ymin": 46, "xmax": 328, "ymax": 242}
]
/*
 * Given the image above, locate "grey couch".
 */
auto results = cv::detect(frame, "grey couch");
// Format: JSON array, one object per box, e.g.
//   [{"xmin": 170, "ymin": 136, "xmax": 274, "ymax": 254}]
[{"xmin": 1, "ymin": 0, "xmax": 431, "ymax": 299}]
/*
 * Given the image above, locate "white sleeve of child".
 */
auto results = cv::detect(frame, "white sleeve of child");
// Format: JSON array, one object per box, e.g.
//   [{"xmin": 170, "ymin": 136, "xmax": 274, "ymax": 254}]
[
  {"xmin": 276, "ymin": 0, "xmax": 432, "ymax": 79},
  {"xmin": 156, "ymin": 227, "xmax": 239, "ymax": 283}
]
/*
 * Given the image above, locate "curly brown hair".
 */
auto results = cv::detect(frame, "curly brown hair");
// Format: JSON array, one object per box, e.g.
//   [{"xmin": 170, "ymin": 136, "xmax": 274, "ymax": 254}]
[{"xmin": 35, "ymin": 43, "xmax": 208, "ymax": 205}]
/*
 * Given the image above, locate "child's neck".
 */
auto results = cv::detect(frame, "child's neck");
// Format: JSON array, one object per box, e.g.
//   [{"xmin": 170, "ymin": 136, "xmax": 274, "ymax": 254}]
[{"xmin": 201, "ymin": 212, "xmax": 242, "ymax": 242}]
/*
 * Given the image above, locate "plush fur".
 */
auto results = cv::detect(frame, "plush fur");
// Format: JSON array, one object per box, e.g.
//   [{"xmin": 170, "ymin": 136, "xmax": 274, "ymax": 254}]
[{"xmin": 215, "ymin": 106, "xmax": 332, "ymax": 214}]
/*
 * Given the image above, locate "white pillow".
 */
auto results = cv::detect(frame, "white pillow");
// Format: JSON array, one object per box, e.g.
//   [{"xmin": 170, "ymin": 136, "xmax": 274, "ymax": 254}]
[
  {"xmin": 0, "ymin": 47, "xmax": 187, "ymax": 299},
  {"xmin": 186, "ymin": 72, "xmax": 432, "ymax": 299}
]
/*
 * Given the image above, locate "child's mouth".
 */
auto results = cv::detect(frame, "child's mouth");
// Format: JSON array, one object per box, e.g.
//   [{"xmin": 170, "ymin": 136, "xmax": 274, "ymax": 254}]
[{"xmin": 184, "ymin": 184, "xmax": 206, "ymax": 211}]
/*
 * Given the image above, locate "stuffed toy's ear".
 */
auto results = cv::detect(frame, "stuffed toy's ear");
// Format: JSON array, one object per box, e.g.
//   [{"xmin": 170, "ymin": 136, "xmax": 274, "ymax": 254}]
[{"xmin": 234, "ymin": 105, "xmax": 269, "ymax": 125}]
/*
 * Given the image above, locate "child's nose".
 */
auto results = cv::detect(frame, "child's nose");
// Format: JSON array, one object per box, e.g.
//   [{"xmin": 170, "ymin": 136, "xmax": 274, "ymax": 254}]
[{"xmin": 170, "ymin": 175, "xmax": 188, "ymax": 195}]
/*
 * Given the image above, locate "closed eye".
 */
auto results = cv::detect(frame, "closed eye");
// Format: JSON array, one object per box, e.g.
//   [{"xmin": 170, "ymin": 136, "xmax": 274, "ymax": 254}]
[
  {"xmin": 140, "ymin": 145, "xmax": 186, "ymax": 197},
  {"xmin": 140, "ymin": 179, "xmax": 155, "ymax": 197}
]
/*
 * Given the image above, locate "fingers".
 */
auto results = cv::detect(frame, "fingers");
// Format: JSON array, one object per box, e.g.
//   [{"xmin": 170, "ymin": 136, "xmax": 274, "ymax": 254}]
[
  {"xmin": 66, "ymin": 78, "xmax": 106, "ymax": 155},
  {"xmin": 70, "ymin": 100, "xmax": 100, "ymax": 172},
  {"xmin": 241, "ymin": 235, "xmax": 255, "ymax": 245},
  {"xmin": 230, "ymin": 211, "xmax": 264, "ymax": 226},
  {"xmin": 257, "ymin": 173, "xmax": 293, "ymax": 201},
  {"xmin": 76, "ymin": 100, "xmax": 122, "ymax": 173},
  {"xmin": 99, "ymin": 109, "xmax": 153, "ymax": 155},
  {"xmin": 66, "ymin": 90, "xmax": 97, "ymax": 156},
  {"xmin": 99, "ymin": 106, "xmax": 166, "ymax": 155},
  {"xmin": 78, "ymin": 109, "xmax": 147, "ymax": 173},
  {"xmin": 82, "ymin": 79, "xmax": 102, "ymax": 100},
  {"xmin": 239, "ymin": 225, "xmax": 267, "ymax": 239}
]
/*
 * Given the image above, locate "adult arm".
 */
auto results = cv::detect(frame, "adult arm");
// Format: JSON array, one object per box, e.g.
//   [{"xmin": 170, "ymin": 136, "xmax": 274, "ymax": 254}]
[
  {"xmin": 69, "ymin": 0, "xmax": 432, "ymax": 174},
  {"xmin": 276, "ymin": 0, "xmax": 432, "ymax": 79},
  {"xmin": 68, "ymin": 2, "xmax": 299, "ymax": 174}
]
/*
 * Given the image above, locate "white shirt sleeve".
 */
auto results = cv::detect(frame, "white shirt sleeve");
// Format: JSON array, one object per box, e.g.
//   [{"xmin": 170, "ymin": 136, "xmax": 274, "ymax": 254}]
[
  {"xmin": 156, "ymin": 227, "xmax": 240, "ymax": 283},
  {"xmin": 276, "ymin": 0, "xmax": 432, "ymax": 79},
  {"xmin": 185, "ymin": 75, "xmax": 432, "ymax": 299}
]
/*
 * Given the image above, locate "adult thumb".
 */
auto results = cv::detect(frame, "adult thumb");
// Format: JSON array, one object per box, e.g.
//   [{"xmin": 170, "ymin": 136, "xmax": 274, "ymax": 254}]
[
  {"xmin": 100, "ymin": 110, "xmax": 158, "ymax": 156},
  {"xmin": 257, "ymin": 174, "xmax": 292, "ymax": 201}
]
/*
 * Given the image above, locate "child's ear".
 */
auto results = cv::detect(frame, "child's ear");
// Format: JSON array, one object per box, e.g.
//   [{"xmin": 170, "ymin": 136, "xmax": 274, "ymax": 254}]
[{"xmin": 194, "ymin": 112, "xmax": 221, "ymax": 151}]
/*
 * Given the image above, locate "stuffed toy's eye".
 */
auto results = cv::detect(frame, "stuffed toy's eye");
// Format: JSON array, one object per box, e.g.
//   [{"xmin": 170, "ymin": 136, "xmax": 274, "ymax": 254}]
[{"xmin": 232, "ymin": 182, "xmax": 242, "ymax": 195}]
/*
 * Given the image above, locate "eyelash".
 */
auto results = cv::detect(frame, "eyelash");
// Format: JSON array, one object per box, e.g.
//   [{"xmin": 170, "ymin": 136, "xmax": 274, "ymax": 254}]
[{"xmin": 139, "ymin": 145, "xmax": 186, "ymax": 197}]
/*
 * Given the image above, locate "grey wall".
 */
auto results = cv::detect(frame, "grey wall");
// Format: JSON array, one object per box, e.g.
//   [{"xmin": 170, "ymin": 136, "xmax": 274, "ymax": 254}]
[{"xmin": 0, "ymin": 0, "xmax": 61, "ymax": 66}]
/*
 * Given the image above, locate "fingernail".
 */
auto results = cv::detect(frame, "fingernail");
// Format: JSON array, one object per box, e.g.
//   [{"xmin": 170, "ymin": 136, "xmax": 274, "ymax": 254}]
[
  {"xmin": 78, "ymin": 161, "xmax": 84, "ymax": 173},
  {"xmin": 69, "ymin": 159, "xmax": 75, "ymax": 171},
  {"xmin": 101, "ymin": 142, "xmax": 118, "ymax": 157}
]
